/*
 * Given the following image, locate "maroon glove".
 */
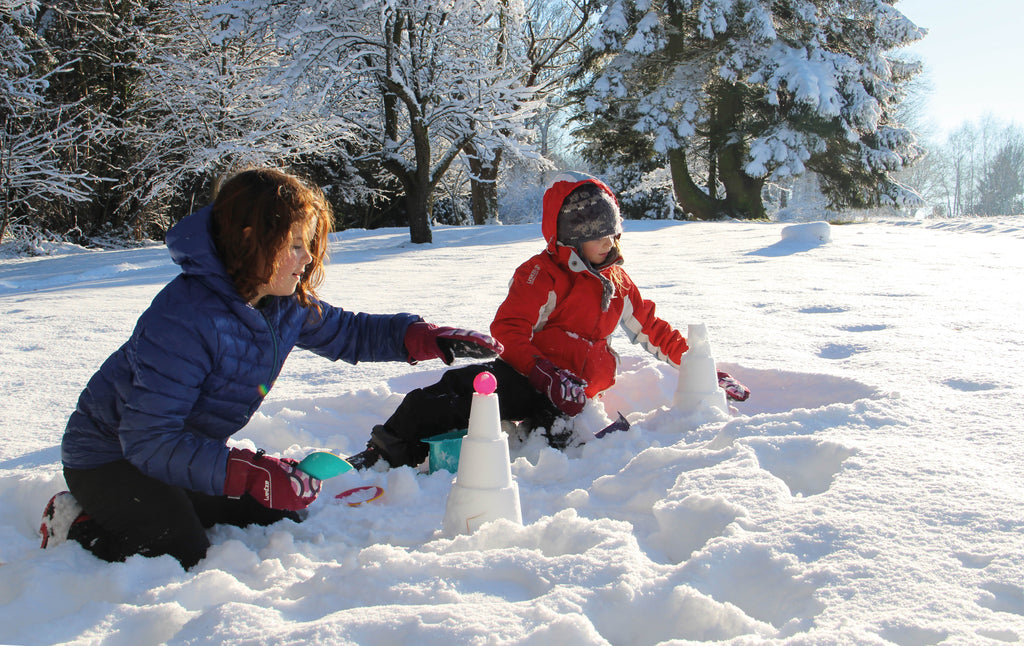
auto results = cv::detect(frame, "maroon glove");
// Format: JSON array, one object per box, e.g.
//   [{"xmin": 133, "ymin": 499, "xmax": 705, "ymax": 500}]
[
  {"xmin": 717, "ymin": 371, "xmax": 750, "ymax": 402},
  {"xmin": 224, "ymin": 448, "xmax": 321, "ymax": 511},
  {"xmin": 404, "ymin": 322, "xmax": 504, "ymax": 365},
  {"xmin": 529, "ymin": 357, "xmax": 587, "ymax": 416}
]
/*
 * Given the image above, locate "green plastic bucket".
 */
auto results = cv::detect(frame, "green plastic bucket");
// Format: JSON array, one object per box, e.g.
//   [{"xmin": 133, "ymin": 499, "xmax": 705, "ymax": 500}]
[{"xmin": 422, "ymin": 429, "xmax": 467, "ymax": 474}]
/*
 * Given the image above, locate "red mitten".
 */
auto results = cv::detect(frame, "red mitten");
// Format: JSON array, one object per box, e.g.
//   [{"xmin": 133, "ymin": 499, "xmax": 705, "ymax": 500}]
[
  {"xmin": 404, "ymin": 322, "xmax": 504, "ymax": 365},
  {"xmin": 717, "ymin": 371, "xmax": 750, "ymax": 402},
  {"xmin": 529, "ymin": 357, "xmax": 587, "ymax": 416},
  {"xmin": 224, "ymin": 448, "xmax": 321, "ymax": 511}
]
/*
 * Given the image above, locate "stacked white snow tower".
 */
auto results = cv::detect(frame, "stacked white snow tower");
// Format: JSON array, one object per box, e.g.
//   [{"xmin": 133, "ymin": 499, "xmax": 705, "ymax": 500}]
[
  {"xmin": 673, "ymin": 323, "xmax": 729, "ymax": 415},
  {"xmin": 442, "ymin": 372, "xmax": 523, "ymax": 536}
]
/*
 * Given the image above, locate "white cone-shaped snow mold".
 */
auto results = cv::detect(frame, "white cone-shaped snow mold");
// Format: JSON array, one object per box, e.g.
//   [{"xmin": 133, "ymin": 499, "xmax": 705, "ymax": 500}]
[
  {"xmin": 673, "ymin": 323, "xmax": 728, "ymax": 415},
  {"xmin": 442, "ymin": 371, "xmax": 523, "ymax": 536}
]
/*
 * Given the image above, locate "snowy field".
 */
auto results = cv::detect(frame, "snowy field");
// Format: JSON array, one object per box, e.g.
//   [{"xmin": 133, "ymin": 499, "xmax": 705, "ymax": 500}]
[{"xmin": 1, "ymin": 216, "xmax": 1023, "ymax": 645}]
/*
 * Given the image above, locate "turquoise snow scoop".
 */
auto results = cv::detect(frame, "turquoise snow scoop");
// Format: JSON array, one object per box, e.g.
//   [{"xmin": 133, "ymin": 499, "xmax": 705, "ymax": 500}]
[{"xmin": 296, "ymin": 451, "xmax": 353, "ymax": 479}]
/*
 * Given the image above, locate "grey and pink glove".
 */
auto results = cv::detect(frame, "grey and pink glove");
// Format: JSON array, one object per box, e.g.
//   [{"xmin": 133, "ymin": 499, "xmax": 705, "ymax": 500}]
[
  {"xmin": 224, "ymin": 448, "xmax": 321, "ymax": 511},
  {"xmin": 529, "ymin": 357, "xmax": 587, "ymax": 416},
  {"xmin": 404, "ymin": 322, "xmax": 504, "ymax": 365}
]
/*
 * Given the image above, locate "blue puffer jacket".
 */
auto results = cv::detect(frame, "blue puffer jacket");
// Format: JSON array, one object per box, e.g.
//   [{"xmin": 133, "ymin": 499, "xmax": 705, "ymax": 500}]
[{"xmin": 61, "ymin": 205, "xmax": 419, "ymax": 495}]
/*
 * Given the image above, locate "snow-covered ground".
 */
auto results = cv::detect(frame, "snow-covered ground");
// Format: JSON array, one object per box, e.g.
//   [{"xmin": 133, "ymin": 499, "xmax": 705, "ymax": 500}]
[{"xmin": 1, "ymin": 216, "xmax": 1023, "ymax": 645}]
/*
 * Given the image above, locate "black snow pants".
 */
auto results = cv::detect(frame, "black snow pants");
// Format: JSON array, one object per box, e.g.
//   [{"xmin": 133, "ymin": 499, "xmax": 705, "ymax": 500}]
[
  {"xmin": 368, "ymin": 359, "xmax": 560, "ymax": 468},
  {"xmin": 64, "ymin": 459, "xmax": 300, "ymax": 570}
]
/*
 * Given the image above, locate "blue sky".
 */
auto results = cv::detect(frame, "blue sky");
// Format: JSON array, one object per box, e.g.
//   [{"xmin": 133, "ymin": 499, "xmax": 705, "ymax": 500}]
[{"xmin": 897, "ymin": 0, "xmax": 1023, "ymax": 138}]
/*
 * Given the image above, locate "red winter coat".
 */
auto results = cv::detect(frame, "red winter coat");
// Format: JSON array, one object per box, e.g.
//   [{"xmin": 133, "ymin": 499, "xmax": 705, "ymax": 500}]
[{"xmin": 491, "ymin": 175, "xmax": 688, "ymax": 397}]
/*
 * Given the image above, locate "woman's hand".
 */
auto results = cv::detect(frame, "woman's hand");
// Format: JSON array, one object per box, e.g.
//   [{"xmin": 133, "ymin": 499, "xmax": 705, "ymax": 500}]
[
  {"xmin": 404, "ymin": 322, "xmax": 504, "ymax": 364},
  {"xmin": 224, "ymin": 448, "xmax": 321, "ymax": 510}
]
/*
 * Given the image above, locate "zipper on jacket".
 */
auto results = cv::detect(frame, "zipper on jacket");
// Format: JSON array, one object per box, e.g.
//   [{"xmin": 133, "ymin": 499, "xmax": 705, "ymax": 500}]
[{"xmin": 260, "ymin": 310, "xmax": 280, "ymax": 395}]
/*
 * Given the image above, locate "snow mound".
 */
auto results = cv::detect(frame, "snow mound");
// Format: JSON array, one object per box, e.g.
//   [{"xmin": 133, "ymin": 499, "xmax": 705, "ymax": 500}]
[{"xmin": 781, "ymin": 221, "xmax": 831, "ymax": 243}]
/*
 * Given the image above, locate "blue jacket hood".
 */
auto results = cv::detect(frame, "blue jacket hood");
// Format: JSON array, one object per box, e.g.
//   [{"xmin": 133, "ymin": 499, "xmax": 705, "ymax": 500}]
[{"xmin": 165, "ymin": 205, "xmax": 238, "ymax": 297}]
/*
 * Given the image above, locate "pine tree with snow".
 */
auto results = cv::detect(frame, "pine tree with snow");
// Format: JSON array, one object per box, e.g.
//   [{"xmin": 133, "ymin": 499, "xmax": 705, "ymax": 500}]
[{"xmin": 578, "ymin": 0, "xmax": 927, "ymax": 219}]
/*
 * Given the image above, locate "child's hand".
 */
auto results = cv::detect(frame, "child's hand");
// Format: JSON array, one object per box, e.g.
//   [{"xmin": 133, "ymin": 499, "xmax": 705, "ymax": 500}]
[
  {"xmin": 717, "ymin": 371, "xmax": 750, "ymax": 401},
  {"xmin": 404, "ymin": 322, "xmax": 503, "ymax": 365},
  {"xmin": 529, "ymin": 358, "xmax": 587, "ymax": 416}
]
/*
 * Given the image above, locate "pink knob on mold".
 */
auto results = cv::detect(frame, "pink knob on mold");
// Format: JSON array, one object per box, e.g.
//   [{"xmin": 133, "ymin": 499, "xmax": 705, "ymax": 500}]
[{"xmin": 473, "ymin": 371, "xmax": 497, "ymax": 395}]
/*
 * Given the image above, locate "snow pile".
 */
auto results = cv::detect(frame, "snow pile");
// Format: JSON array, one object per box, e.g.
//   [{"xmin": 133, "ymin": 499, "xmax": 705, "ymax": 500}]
[
  {"xmin": 781, "ymin": 221, "xmax": 831, "ymax": 243},
  {"xmin": 1, "ymin": 218, "xmax": 1023, "ymax": 644}
]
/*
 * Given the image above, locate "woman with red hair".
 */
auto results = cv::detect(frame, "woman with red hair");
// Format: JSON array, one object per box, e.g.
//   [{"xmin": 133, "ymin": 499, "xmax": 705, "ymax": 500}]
[{"xmin": 41, "ymin": 168, "xmax": 500, "ymax": 568}]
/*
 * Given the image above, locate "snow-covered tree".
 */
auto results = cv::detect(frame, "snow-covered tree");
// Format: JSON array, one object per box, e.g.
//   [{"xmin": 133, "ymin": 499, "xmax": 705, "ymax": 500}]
[
  {"xmin": 25, "ymin": 0, "xmax": 170, "ymax": 238},
  {"xmin": 976, "ymin": 141, "xmax": 1023, "ymax": 216},
  {"xmin": 270, "ymin": 0, "xmax": 539, "ymax": 243},
  {"xmin": 925, "ymin": 118, "xmax": 1022, "ymax": 217},
  {"xmin": 132, "ymin": 0, "xmax": 358, "ymax": 225},
  {"xmin": 578, "ymin": 0, "xmax": 927, "ymax": 219},
  {"xmin": 8, "ymin": 0, "xmax": 365, "ymax": 239},
  {"xmin": 0, "ymin": 1, "xmax": 92, "ymax": 241},
  {"xmin": 462, "ymin": 0, "xmax": 596, "ymax": 225}
]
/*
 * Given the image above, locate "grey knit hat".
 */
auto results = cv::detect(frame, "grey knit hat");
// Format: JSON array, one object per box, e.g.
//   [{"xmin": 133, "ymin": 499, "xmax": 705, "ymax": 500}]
[{"xmin": 556, "ymin": 183, "xmax": 622, "ymax": 247}]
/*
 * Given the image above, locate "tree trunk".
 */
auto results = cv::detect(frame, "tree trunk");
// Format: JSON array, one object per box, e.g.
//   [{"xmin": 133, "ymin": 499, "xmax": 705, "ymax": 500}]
[
  {"xmin": 0, "ymin": 206, "xmax": 10, "ymax": 244},
  {"xmin": 706, "ymin": 104, "xmax": 719, "ymax": 203},
  {"xmin": 720, "ymin": 163, "xmax": 766, "ymax": 218},
  {"xmin": 405, "ymin": 182, "xmax": 433, "ymax": 244},
  {"xmin": 466, "ymin": 143, "xmax": 501, "ymax": 225},
  {"xmin": 714, "ymin": 83, "xmax": 766, "ymax": 220},
  {"xmin": 667, "ymin": 148, "xmax": 716, "ymax": 220},
  {"xmin": 718, "ymin": 139, "xmax": 766, "ymax": 219}
]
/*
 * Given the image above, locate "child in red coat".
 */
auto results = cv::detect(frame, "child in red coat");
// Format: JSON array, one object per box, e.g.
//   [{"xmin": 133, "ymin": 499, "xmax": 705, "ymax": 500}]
[{"xmin": 349, "ymin": 172, "xmax": 747, "ymax": 469}]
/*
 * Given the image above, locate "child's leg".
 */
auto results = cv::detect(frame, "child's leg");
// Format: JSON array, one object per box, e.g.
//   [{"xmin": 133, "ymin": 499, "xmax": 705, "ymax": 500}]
[
  {"xmin": 369, "ymin": 360, "xmax": 555, "ymax": 467},
  {"xmin": 64, "ymin": 461, "xmax": 213, "ymax": 569},
  {"xmin": 369, "ymin": 363, "xmax": 489, "ymax": 467}
]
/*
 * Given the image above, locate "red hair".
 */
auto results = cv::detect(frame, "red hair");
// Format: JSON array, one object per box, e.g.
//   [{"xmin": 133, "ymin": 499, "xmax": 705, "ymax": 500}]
[{"xmin": 211, "ymin": 168, "xmax": 332, "ymax": 309}]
